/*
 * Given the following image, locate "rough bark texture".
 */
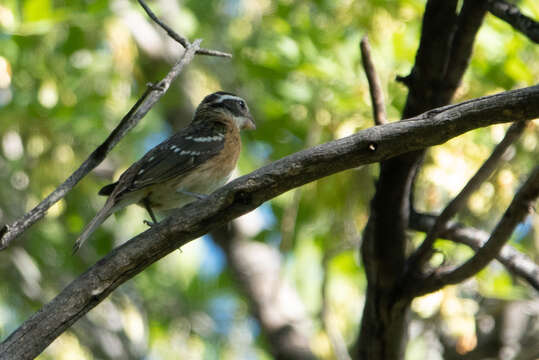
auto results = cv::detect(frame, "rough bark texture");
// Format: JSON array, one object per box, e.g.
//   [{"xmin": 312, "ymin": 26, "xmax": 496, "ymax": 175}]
[
  {"xmin": 1, "ymin": 85, "xmax": 538, "ymax": 360},
  {"xmin": 487, "ymin": 0, "xmax": 539, "ymax": 43}
]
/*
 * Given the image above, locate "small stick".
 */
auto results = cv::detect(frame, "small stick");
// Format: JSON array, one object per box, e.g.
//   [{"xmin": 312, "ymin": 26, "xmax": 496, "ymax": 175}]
[
  {"xmin": 360, "ymin": 36, "xmax": 387, "ymax": 125},
  {"xmin": 137, "ymin": 0, "xmax": 232, "ymax": 58}
]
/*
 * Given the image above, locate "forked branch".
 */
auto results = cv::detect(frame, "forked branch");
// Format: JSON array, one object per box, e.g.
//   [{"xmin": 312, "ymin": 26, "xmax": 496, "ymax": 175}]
[
  {"xmin": 137, "ymin": 0, "xmax": 232, "ymax": 57},
  {"xmin": 409, "ymin": 212, "xmax": 539, "ymax": 292},
  {"xmin": 412, "ymin": 166, "xmax": 539, "ymax": 296},
  {"xmin": 407, "ymin": 120, "xmax": 528, "ymax": 273}
]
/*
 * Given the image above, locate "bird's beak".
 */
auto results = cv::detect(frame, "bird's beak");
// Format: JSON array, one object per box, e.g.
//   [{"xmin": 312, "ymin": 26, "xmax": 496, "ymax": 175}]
[{"xmin": 243, "ymin": 115, "xmax": 256, "ymax": 130}]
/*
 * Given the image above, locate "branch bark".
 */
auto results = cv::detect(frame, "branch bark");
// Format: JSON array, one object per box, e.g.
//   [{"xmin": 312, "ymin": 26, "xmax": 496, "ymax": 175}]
[
  {"xmin": 409, "ymin": 212, "xmax": 539, "ymax": 292},
  {"xmin": 1, "ymin": 85, "xmax": 538, "ymax": 360},
  {"xmin": 360, "ymin": 36, "xmax": 387, "ymax": 126},
  {"xmin": 487, "ymin": 0, "xmax": 539, "ymax": 43}
]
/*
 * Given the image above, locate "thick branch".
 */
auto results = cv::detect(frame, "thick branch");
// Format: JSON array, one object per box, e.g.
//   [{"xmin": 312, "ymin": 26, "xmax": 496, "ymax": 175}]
[
  {"xmin": 360, "ymin": 36, "xmax": 387, "ymax": 125},
  {"xmin": 399, "ymin": 0, "xmax": 459, "ymax": 113},
  {"xmin": 137, "ymin": 0, "xmax": 232, "ymax": 57},
  {"xmin": 1, "ymin": 85, "xmax": 538, "ymax": 360},
  {"xmin": 0, "ymin": 40, "xmax": 201, "ymax": 251},
  {"xmin": 488, "ymin": 0, "xmax": 539, "ymax": 43},
  {"xmin": 408, "ymin": 120, "xmax": 528, "ymax": 271},
  {"xmin": 409, "ymin": 212, "xmax": 539, "ymax": 292},
  {"xmin": 441, "ymin": 0, "xmax": 489, "ymax": 102},
  {"xmin": 414, "ymin": 167, "xmax": 539, "ymax": 296}
]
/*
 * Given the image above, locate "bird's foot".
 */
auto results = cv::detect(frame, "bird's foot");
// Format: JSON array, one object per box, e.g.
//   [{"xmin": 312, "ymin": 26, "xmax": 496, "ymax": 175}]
[
  {"xmin": 146, "ymin": 81, "xmax": 168, "ymax": 92},
  {"xmin": 178, "ymin": 190, "xmax": 208, "ymax": 200},
  {"xmin": 143, "ymin": 219, "xmax": 157, "ymax": 227}
]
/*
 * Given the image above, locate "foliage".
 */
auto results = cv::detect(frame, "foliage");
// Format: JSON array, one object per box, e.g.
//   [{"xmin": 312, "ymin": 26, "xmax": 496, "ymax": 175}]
[{"xmin": 0, "ymin": 0, "xmax": 537, "ymax": 359}]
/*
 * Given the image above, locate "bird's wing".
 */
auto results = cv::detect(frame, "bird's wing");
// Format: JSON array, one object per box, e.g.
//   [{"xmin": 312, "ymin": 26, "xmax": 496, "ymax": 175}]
[{"xmin": 113, "ymin": 121, "xmax": 227, "ymax": 198}]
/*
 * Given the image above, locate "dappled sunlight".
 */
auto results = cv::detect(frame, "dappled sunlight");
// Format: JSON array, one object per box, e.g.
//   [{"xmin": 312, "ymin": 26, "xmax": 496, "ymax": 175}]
[
  {"xmin": 1, "ymin": 0, "xmax": 538, "ymax": 358},
  {"xmin": 44, "ymin": 332, "xmax": 91, "ymax": 360}
]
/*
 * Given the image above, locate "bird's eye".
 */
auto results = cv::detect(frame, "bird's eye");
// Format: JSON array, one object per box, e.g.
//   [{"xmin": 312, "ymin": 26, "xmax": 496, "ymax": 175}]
[{"xmin": 238, "ymin": 100, "xmax": 246, "ymax": 109}]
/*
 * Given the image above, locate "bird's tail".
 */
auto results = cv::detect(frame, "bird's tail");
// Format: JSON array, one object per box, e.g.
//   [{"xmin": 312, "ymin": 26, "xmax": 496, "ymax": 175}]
[{"xmin": 73, "ymin": 201, "xmax": 115, "ymax": 254}]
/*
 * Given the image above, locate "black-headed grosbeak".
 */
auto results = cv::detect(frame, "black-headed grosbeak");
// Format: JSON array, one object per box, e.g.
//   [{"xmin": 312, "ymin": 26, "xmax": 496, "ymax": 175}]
[{"xmin": 73, "ymin": 91, "xmax": 255, "ymax": 252}]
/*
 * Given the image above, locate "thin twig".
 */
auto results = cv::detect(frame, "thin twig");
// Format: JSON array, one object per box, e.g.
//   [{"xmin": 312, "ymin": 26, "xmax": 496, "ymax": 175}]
[
  {"xmin": 0, "ymin": 40, "xmax": 202, "ymax": 251},
  {"xmin": 415, "ymin": 166, "xmax": 539, "ymax": 296},
  {"xmin": 407, "ymin": 120, "xmax": 528, "ymax": 273},
  {"xmin": 137, "ymin": 0, "xmax": 232, "ymax": 58},
  {"xmin": 360, "ymin": 36, "xmax": 387, "ymax": 125},
  {"xmin": 409, "ymin": 212, "xmax": 539, "ymax": 292},
  {"xmin": 487, "ymin": 0, "xmax": 539, "ymax": 43}
]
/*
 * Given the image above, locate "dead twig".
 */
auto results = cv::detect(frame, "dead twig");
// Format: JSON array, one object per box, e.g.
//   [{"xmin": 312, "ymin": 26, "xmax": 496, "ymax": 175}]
[
  {"xmin": 137, "ymin": 0, "xmax": 232, "ymax": 57},
  {"xmin": 360, "ymin": 36, "xmax": 387, "ymax": 125}
]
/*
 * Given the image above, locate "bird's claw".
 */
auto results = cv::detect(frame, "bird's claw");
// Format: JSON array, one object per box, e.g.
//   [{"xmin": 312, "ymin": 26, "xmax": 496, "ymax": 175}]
[
  {"xmin": 144, "ymin": 219, "xmax": 157, "ymax": 227},
  {"xmin": 147, "ymin": 81, "xmax": 168, "ymax": 92},
  {"xmin": 178, "ymin": 190, "xmax": 208, "ymax": 200}
]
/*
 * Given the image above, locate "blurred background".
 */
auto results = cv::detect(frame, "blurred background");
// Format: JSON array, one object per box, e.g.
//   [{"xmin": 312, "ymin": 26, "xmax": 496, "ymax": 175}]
[{"xmin": 0, "ymin": 0, "xmax": 538, "ymax": 359}]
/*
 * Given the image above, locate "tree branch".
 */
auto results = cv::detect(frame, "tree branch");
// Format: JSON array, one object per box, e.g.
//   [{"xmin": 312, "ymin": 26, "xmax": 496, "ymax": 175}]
[
  {"xmin": 409, "ymin": 212, "xmax": 539, "ymax": 292},
  {"xmin": 136, "ymin": 0, "xmax": 232, "ymax": 57},
  {"xmin": 1, "ymin": 85, "xmax": 538, "ymax": 359},
  {"xmin": 360, "ymin": 36, "xmax": 387, "ymax": 126},
  {"xmin": 399, "ymin": 0, "xmax": 459, "ymax": 112},
  {"xmin": 441, "ymin": 0, "xmax": 489, "ymax": 102},
  {"xmin": 487, "ymin": 0, "xmax": 539, "ymax": 43},
  {"xmin": 0, "ymin": 40, "xmax": 201, "ymax": 251},
  {"xmin": 407, "ymin": 120, "xmax": 528, "ymax": 272},
  {"xmin": 412, "ymin": 166, "xmax": 539, "ymax": 297}
]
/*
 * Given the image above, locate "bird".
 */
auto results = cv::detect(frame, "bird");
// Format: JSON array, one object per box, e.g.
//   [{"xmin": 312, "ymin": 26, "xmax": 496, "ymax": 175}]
[{"xmin": 73, "ymin": 91, "xmax": 256, "ymax": 253}]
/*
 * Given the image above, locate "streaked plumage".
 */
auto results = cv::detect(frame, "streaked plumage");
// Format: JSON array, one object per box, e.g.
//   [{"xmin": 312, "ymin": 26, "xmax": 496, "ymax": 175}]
[{"xmin": 73, "ymin": 91, "xmax": 255, "ymax": 253}]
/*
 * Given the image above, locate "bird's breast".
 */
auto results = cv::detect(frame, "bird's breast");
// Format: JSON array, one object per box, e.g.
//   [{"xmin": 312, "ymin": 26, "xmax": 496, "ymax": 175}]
[{"xmin": 145, "ymin": 124, "xmax": 241, "ymax": 211}]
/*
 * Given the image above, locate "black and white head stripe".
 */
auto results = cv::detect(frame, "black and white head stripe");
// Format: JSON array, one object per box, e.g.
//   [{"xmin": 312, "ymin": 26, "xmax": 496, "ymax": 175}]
[
  {"xmin": 201, "ymin": 91, "xmax": 243, "ymax": 105},
  {"xmin": 201, "ymin": 92, "xmax": 247, "ymax": 114},
  {"xmin": 196, "ymin": 91, "xmax": 256, "ymax": 130}
]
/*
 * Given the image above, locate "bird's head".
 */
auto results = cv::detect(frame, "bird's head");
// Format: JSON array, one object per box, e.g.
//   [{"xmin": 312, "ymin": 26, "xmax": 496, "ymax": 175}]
[{"xmin": 194, "ymin": 91, "xmax": 256, "ymax": 131}]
